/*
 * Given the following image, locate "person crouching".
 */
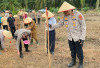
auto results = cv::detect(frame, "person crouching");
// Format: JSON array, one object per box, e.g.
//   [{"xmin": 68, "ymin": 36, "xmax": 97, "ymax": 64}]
[{"xmin": 14, "ymin": 29, "xmax": 31, "ymax": 58}]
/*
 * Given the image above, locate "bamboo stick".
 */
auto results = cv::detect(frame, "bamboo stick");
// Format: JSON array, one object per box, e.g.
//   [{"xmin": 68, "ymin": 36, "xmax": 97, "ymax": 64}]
[{"xmin": 46, "ymin": 7, "xmax": 51, "ymax": 68}]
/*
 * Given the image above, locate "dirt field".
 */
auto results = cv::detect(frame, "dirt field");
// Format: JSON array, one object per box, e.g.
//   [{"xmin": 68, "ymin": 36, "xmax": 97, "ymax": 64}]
[{"xmin": 0, "ymin": 11, "xmax": 100, "ymax": 68}]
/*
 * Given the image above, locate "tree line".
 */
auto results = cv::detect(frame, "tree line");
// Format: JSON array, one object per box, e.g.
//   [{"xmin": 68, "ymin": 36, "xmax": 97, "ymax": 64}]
[{"xmin": 0, "ymin": 0, "xmax": 99, "ymax": 12}]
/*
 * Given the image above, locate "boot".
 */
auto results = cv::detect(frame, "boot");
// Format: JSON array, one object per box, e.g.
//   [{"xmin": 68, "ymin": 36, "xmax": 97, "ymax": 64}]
[
  {"xmin": 20, "ymin": 52, "xmax": 23, "ymax": 58},
  {"xmin": 67, "ymin": 58, "xmax": 76, "ymax": 67},
  {"xmin": 36, "ymin": 41, "xmax": 39, "ymax": 46},
  {"xmin": 25, "ymin": 48, "xmax": 31, "ymax": 52},
  {"xmin": 26, "ymin": 49, "xmax": 31, "ymax": 52},
  {"xmin": 30, "ymin": 39, "xmax": 33, "ymax": 45},
  {"xmin": 77, "ymin": 60, "xmax": 83, "ymax": 68}
]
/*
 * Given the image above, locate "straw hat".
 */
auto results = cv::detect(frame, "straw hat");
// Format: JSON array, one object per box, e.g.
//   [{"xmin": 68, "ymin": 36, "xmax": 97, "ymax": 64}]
[
  {"xmin": 32, "ymin": 10, "xmax": 35, "ymax": 13},
  {"xmin": 58, "ymin": 1, "xmax": 75, "ymax": 13},
  {"xmin": 13, "ymin": 15, "xmax": 18, "ymax": 18},
  {"xmin": 24, "ymin": 12, "xmax": 28, "ymax": 14},
  {"xmin": 24, "ymin": 17, "xmax": 32, "ymax": 24},
  {"xmin": 18, "ymin": 11, "xmax": 24, "ymax": 16},
  {"xmin": 3, "ymin": 30, "xmax": 12, "ymax": 39},
  {"xmin": 1, "ymin": 13, "xmax": 5, "ymax": 17},
  {"xmin": 42, "ymin": 11, "xmax": 54, "ymax": 18},
  {"xmin": 5, "ymin": 11, "xmax": 9, "ymax": 13}
]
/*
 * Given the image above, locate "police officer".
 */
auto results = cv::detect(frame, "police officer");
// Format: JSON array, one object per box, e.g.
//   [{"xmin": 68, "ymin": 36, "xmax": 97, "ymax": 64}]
[
  {"xmin": 14, "ymin": 29, "xmax": 31, "ymax": 58},
  {"xmin": 50, "ymin": 1, "xmax": 86, "ymax": 68}
]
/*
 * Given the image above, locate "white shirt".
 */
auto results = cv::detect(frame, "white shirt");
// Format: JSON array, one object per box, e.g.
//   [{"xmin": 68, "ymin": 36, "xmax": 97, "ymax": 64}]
[
  {"xmin": 5, "ymin": 13, "xmax": 9, "ymax": 18},
  {"xmin": 48, "ymin": 17, "xmax": 56, "ymax": 31},
  {"xmin": 0, "ymin": 30, "xmax": 5, "ymax": 48}
]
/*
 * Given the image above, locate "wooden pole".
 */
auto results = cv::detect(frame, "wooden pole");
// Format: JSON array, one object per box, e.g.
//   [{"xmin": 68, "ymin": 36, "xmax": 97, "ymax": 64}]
[{"xmin": 46, "ymin": 7, "xmax": 51, "ymax": 68}]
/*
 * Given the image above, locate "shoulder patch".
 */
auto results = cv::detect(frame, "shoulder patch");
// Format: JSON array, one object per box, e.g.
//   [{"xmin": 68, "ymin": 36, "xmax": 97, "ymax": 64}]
[{"xmin": 79, "ymin": 14, "xmax": 83, "ymax": 20}]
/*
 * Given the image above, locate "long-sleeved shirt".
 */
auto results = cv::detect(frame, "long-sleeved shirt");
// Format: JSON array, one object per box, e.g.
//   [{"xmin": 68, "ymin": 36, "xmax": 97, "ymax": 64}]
[
  {"xmin": 1, "ymin": 17, "xmax": 8, "ymax": 25},
  {"xmin": 31, "ymin": 13, "xmax": 36, "ymax": 19},
  {"xmin": 14, "ymin": 29, "xmax": 31, "ymax": 50},
  {"xmin": 48, "ymin": 17, "xmax": 56, "ymax": 31},
  {"xmin": 51, "ymin": 10, "xmax": 86, "ymax": 41},
  {"xmin": 5, "ymin": 13, "xmax": 9, "ymax": 18},
  {"xmin": 0, "ymin": 30, "xmax": 5, "ymax": 48},
  {"xmin": 7, "ymin": 17, "xmax": 15, "ymax": 27},
  {"xmin": 37, "ymin": 13, "xmax": 41, "ymax": 18}
]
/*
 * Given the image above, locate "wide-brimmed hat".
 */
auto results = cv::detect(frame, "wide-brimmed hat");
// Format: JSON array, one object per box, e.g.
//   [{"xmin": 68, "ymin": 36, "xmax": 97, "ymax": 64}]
[
  {"xmin": 58, "ymin": 1, "xmax": 75, "ymax": 13},
  {"xmin": 32, "ymin": 10, "xmax": 35, "ymax": 13},
  {"xmin": 13, "ymin": 15, "xmax": 18, "ymax": 18},
  {"xmin": 24, "ymin": 12, "xmax": 28, "ymax": 14},
  {"xmin": 24, "ymin": 17, "xmax": 32, "ymax": 24},
  {"xmin": 18, "ymin": 11, "xmax": 24, "ymax": 16},
  {"xmin": 3, "ymin": 30, "xmax": 12, "ymax": 39},
  {"xmin": 42, "ymin": 11, "xmax": 54, "ymax": 18},
  {"xmin": 5, "ymin": 11, "xmax": 9, "ymax": 13}
]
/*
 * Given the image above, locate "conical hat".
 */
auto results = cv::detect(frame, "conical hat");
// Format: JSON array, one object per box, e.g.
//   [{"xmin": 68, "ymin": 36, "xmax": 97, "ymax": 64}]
[
  {"xmin": 32, "ymin": 10, "xmax": 35, "ymax": 13},
  {"xmin": 58, "ymin": 1, "xmax": 75, "ymax": 13},
  {"xmin": 42, "ymin": 11, "xmax": 54, "ymax": 18},
  {"xmin": 14, "ymin": 15, "xmax": 18, "ymax": 18},
  {"xmin": 5, "ymin": 11, "xmax": 9, "ymax": 13},
  {"xmin": 24, "ymin": 12, "xmax": 28, "ymax": 14},
  {"xmin": 18, "ymin": 11, "xmax": 24, "ymax": 15},
  {"xmin": 24, "ymin": 17, "xmax": 32, "ymax": 24},
  {"xmin": 3, "ymin": 30, "xmax": 12, "ymax": 39}
]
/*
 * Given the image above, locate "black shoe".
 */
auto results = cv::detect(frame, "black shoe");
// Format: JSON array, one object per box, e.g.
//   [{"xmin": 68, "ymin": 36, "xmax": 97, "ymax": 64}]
[
  {"xmin": 25, "ymin": 50, "xmax": 31, "ymax": 52},
  {"xmin": 20, "ymin": 53, "xmax": 23, "ymax": 58},
  {"xmin": 78, "ymin": 63, "xmax": 83, "ymax": 68},
  {"xmin": 67, "ymin": 59, "xmax": 76, "ymax": 67},
  {"xmin": 78, "ymin": 60, "xmax": 83, "ymax": 68}
]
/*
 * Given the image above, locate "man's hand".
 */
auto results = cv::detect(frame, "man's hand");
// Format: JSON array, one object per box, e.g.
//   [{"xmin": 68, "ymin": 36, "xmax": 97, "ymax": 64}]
[
  {"xmin": 46, "ymin": 23, "xmax": 52, "ymax": 28},
  {"xmin": 17, "ymin": 51, "xmax": 20, "ymax": 56},
  {"xmin": 79, "ymin": 39, "xmax": 84, "ymax": 46}
]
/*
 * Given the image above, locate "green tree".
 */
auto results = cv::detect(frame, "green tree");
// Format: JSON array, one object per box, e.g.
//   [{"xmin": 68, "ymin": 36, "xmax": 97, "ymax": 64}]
[{"xmin": 96, "ymin": 0, "xmax": 100, "ymax": 9}]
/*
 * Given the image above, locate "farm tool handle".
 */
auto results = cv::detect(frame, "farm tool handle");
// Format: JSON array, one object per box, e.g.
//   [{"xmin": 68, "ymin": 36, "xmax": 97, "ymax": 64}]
[{"xmin": 46, "ymin": 7, "xmax": 51, "ymax": 68}]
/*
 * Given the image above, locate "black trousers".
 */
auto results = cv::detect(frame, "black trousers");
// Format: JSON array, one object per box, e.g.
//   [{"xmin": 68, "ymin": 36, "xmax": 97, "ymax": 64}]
[
  {"xmin": 33, "ymin": 18, "xmax": 36, "ymax": 23},
  {"xmin": 10, "ymin": 26, "xmax": 16, "ymax": 38},
  {"xmin": 49, "ymin": 30, "xmax": 55, "ymax": 52},
  {"xmin": 0, "ymin": 41, "xmax": 2, "ymax": 50},
  {"xmin": 68, "ymin": 40, "xmax": 84, "ymax": 61},
  {"xmin": 3, "ymin": 25, "xmax": 8, "ymax": 30},
  {"xmin": 0, "ymin": 23, "xmax": 1, "ymax": 28},
  {"xmin": 19, "ymin": 38, "xmax": 29, "ymax": 53},
  {"xmin": 37, "ymin": 18, "xmax": 40, "ymax": 24}
]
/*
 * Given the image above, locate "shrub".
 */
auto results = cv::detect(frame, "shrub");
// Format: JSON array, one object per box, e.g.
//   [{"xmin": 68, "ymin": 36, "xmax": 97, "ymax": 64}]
[
  {"xmin": 82, "ymin": 7, "xmax": 89, "ymax": 12},
  {"xmin": 49, "ymin": 7, "xmax": 59, "ymax": 13}
]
